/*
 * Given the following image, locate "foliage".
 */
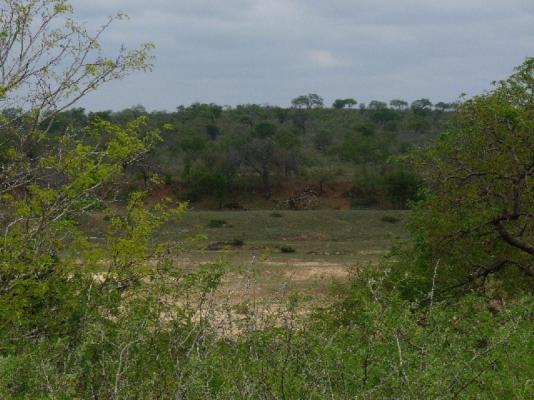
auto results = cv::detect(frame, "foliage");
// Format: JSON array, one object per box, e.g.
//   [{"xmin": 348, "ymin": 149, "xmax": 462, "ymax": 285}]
[
  {"xmin": 332, "ymin": 98, "xmax": 358, "ymax": 109},
  {"xmin": 1, "ymin": 264, "xmax": 532, "ymax": 399},
  {"xmin": 408, "ymin": 57, "xmax": 534, "ymax": 292},
  {"xmin": 280, "ymin": 245, "xmax": 296, "ymax": 253},
  {"xmin": 384, "ymin": 169, "xmax": 422, "ymax": 209},
  {"xmin": 411, "ymin": 98, "xmax": 433, "ymax": 116},
  {"xmin": 0, "ymin": 3, "xmax": 531, "ymax": 399},
  {"xmin": 41, "ymin": 100, "xmax": 452, "ymax": 208},
  {"xmin": 0, "ymin": 0, "xmax": 153, "ymax": 117},
  {"xmin": 207, "ymin": 219, "xmax": 228, "ymax": 228},
  {"xmin": 291, "ymin": 93, "xmax": 324, "ymax": 109}
]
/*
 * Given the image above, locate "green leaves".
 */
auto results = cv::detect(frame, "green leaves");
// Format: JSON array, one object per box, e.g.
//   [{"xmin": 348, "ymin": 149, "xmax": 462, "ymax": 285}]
[{"xmin": 407, "ymin": 57, "xmax": 534, "ymax": 292}]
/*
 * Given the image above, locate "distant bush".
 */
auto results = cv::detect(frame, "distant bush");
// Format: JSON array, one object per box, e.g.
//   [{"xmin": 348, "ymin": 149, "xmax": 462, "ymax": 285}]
[
  {"xmin": 349, "ymin": 173, "xmax": 383, "ymax": 208},
  {"xmin": 207, "ymin": 239, "xmax": 244, "ymax": 250},
  {"xmin": 384, "ymin": 169, "xmax": 421, "ymax": 209},
  {"xmin": 381, "ymin": 215, "xmax": 400, "ymax": 223},
  {"xmin": 230, "ymin": 238, "xmax": 244, "ymax": 247},
  {"xmin": 280, "ymin": 245, "xmax": 296, "ymax": 253},
  {"xmin": 187, "ymin": 166, "xmax": 231, "ymax": 208},
  {"xmin": 207, "ymin": 219, "xmax": 228, "ymax": 228}
]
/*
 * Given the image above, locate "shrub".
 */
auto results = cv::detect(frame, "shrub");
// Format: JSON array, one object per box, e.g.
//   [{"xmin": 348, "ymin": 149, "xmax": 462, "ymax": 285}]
[
  {"xmin": 384, "ymin": 169, "xmax": 421, "ymax": 209},
  {"xmin": 207, "ymin": 219, "xmax": 228, "ymax": 228},
  {"xmin": 280, "ymin": 245, "xmax": 296, "ymax": 253},
  {"xmin": 349, "ymin": 175, "xmax": 383, "ymax": 208},
  {"xmin": 3, "ymin": 264, "xmax": 531, "ymax": 399},
  {"xmin": 230, "ymin": 238, "xmax": 244, "ymax": 247},
  {"xmin": 207, "ymin": 239, "xmax": 244, "ymax": 250},
  {"xmin": 187, "ymin": 166, "xmax": 232, "ymax": 208},
  {"xmin": 381, "ymin": 215, "xmax": 399, "ymax": 223}
]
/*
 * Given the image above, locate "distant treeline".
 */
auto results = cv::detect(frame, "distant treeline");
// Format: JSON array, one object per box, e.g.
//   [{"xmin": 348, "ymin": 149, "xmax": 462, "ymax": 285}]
[{"xmin": 15, "ymin": 94, "xmax": 456, "ymax": 209}]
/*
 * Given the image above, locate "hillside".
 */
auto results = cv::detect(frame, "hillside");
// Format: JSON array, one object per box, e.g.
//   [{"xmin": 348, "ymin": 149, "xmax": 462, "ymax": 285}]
[{"xmin": 47, "ymin": 99, "xmax": 455, "ymax": 209}]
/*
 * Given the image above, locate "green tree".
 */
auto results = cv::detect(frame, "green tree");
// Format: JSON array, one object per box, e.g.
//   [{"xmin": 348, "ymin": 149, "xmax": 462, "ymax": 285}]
[
  {"xmin": 344, "ymin": 98, "xmax": 357, "ymax": 108},
  {"xmin": 384, "ymin": 169, "xmax": 421, "ymax": 209},
  {"xmin": 308, "ymin": 93, "xmax": 324, "ymax": 108},
  {"xmin": 390, "ymin": 99, "xmax": 409, "ymax": 110},
  {"xmin": 313, "ymin": 130, "xmax": 334, "ymax": 151},
  {"xmin": 409, "ymin": 58, "xmax": 534, "ymax": 291},
  {"xmin": 332, "ymin": 98, "xmax": 357, "ymax": 109},
  {"xmin": 291, "ymin": 95, "xmax": 310, "ymax": 109},
  {"xmin": 242, "ymin": 138, "xmax": 278, "ymax": 198},
  {"xmin": 434, "ymin": 101, "xmax": 452, "ymax": 112},
  {"xmin": 0, "ymin": 0, "xmax": 157, "ymax": 341},
  {"xmin": 254, "ymin": 121, "xmax": 277, "ymax": 138},
  {"xmin": 332, "ymin": 99, "xmax": 346, "ymax": 109},
  {"xmin": 411, "ymin": 98, "xmax": 433, "ymax": 115},
  {"xmin": 368, "ymin": 100, "xmax": 388, "ymax": 110},
  {"xmin": 371, "ymin": 108, "xmax": 400, "ymax": 126},
  {"xmin": 291, "ymin": 93, "xmax": 324, "ymax": 109}
]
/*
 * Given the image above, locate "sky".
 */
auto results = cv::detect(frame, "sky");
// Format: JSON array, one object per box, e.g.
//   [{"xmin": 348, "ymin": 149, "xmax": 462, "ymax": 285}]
[{"xmin": 70, "ymin": 0, "xmax": 534, "ymax": 111}]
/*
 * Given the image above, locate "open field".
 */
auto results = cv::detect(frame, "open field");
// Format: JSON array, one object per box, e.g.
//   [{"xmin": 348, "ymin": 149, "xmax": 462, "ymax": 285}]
[
  {"xmin": 84, "ymin": 209, "xmax": 409, "ymax": 305},
  {"xmin": 158, "ymin": 209, "xmax": 409, "ymax": 304}
]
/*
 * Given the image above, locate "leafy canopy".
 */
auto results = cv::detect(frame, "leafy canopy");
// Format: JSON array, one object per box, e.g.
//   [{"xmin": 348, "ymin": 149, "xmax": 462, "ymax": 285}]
[{"xmin": 408, "ymin": 57, "xmax": 534, "ymax": 292}]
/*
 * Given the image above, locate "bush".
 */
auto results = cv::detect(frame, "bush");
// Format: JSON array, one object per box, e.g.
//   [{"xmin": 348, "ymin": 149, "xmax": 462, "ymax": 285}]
[
  {"xmin": 381, "ymin": 215, "xmax": 399, "ymax": 223},
  {"xmin": 207, "ymin": 239, "xmax": 244, "ymax": 250},
  {"xmin": 187, "ymin": 166, "xmax": 232, "ymax": 208},
  {"xmin": 230, "ymin": 238, "xmax": 244, "ymax": 247},
  {"xmin": 207, "ymin": 219, "xmax": 228, "ymax": 228},
  {"xmin": 384, "ymin": 169, "xmax": 421, "ymax": 209},
  {"xmin": 280, "ymin": 245, "xmax": 296, "ymax": 253},
  {"xmin": 3, "ymin": 265, "xmax": 532, "ymax": 399},
  {"xmin": 349, "ymin": 174, "xmax": 383, "ymax": 208}
]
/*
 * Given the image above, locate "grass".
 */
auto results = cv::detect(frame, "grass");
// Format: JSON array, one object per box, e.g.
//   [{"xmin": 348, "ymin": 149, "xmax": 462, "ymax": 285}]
[
  {"xmin": 158, "ymin": 209, "xmax": 409, "ymax": 305},
  {"xmin": 162, "ymin": 209, "xmax": 408, "ymax": 264},
  {"xmin": 84, "ymin": 209, "xmax": 408, "ymax": 306}
]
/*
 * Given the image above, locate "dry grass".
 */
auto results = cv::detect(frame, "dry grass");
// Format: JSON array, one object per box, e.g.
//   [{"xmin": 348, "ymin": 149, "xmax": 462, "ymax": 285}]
[{"xmin": 85, "ymin": 209, "xmax": 408, "ymax": 308}]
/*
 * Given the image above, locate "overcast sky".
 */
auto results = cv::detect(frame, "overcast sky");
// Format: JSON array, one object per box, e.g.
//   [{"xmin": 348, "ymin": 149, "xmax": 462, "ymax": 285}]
[{"xmin": 71, "ymin": 0, "xmax": 534, "ymax": 111}]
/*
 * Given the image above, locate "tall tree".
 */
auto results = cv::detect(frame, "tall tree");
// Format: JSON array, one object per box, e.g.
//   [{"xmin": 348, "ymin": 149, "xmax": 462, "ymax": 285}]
[
  {"xmin": 0, "ymin": 0, "xmax": 157, "ymax": 342},
  {"xmin": 333, "ymin": 98, "xmax": 357, "ymax": 109},
  {"xmin": 411, "ymin": 98, "xmax": 433, "ymax": 115},
  {"xmin": 390, "ymin": 99, "xmax": 409, "ymax": 110},
  {"xmin": 368, "ymin": 100, "xmax": 388, "ymax": 110},
  {"xmin": 291, "ymin": 93, "xmax": 324, "ymax": 109},
  {"xmin": 242, "ymin": 138, "xmax": 278, "ymax": 198},
  {"xmin": 410, "ymin": 58, "xmax": 534, "ymax": 290}
]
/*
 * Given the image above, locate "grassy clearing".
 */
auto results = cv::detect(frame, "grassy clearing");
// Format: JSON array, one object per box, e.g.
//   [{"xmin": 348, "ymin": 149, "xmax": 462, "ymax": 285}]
[
  {"xmin": 163, "ymin": 209, "xmax": 408, "ymax": 263},
  {"xmin": 84, "ymin": 209, "xmax": 408, "ymax": 305},
  {"xmin": 157, "ymin": 209, "xmax": 409, "ymax": 305}
]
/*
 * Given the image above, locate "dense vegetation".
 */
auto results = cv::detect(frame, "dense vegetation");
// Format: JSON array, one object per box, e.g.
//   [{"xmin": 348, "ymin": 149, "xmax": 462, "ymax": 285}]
[
  {"xmin": 42, "ymin": 97, "xmax": 454, "ymax": 209},
  {"xmin": 0, "ymin": 1, "xmax": 532, "ymax": 399}
]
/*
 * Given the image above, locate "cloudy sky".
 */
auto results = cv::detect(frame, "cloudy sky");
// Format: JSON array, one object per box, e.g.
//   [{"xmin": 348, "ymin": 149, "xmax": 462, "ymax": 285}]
[{"xmin": 71, "ymin": 0, "xmax": 534, "ymax": 111}]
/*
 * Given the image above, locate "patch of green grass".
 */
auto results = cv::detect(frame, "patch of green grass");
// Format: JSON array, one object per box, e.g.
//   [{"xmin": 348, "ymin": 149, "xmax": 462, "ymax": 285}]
[
  {"xmin": 160, "ymin": 209, "xmax": 409, "ymax": 265},
  {"xmin": 81, "ymin": 209, "xmax": 411, "ymax": 319}
]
